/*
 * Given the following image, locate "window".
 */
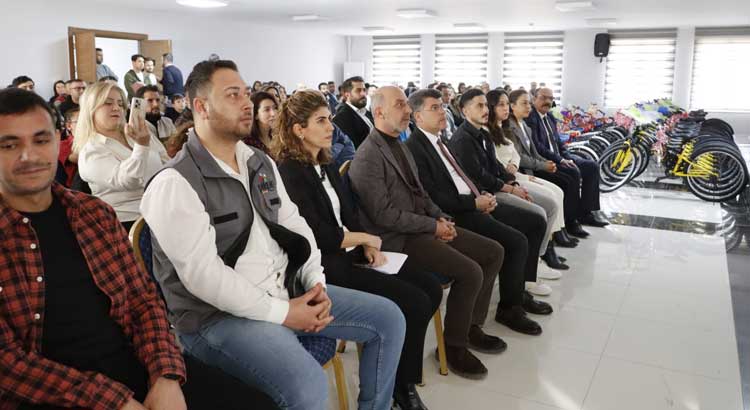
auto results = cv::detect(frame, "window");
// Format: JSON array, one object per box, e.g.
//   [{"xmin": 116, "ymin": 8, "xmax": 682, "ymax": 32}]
[
  {"xmin": 691, "ymin": 27, "xmax": 750, "ymax": 112},
  {"xmin": 371, "ymin": 35, "xmax": 421, "ymax": 87},
  {"xmin": 604, "ymin": 29, "xmax": 677, "ymax": 108},
  {"xmin": 502, "ymin": 32, "xmax": 564, "ymax": 101},
  {"xmin": 434, "ymin": 33, "xmax": 489, "ymax": 87}
]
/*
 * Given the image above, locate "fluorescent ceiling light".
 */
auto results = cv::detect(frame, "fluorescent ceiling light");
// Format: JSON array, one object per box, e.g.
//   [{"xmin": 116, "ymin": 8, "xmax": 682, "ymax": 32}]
[
  {"xmin": 453, "ymin": 23, "xmax": 485, "ymax": 30},
  {"xmin": 363, "ymin": 26, "xmax": 395, "ymax": 34},
  {"xmin": 176, "ymin": 0, "xmax": 228, "ymax": 8},
  {"xmin": 585, "ymin": 18, "xmax": 617, "ymax": 27},
  {"xmin": 554, "ymin": 1, "xmax": 594, "ymax": 12},
  {"xmin": 396, "ymin": 8, "xmax": 436, "ymax": 19},
  {"xmin": 292, "ymin": 14, "xmax": 323, "ymax": 21}
]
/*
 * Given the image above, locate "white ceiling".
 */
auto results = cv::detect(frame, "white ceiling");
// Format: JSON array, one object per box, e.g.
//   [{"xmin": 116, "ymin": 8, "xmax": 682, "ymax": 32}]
[{"xmin": 74, "ymin": 0, "xmax": 750, "ymax": 35}]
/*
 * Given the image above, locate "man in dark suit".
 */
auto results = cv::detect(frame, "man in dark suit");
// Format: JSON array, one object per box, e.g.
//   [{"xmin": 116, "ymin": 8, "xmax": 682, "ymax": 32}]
[
  {"xmin": 332, "ymin": 76, "xmax": 373, "ymax": 148},
  {"xmin": 349, "ymin": 86, "xmax": 506, "ymax": 380},
  {"xmin": 525, "ymin": 88, "xmax": 608, "ymax": 227},
  {"xmin": 405, "ymin": 89, "xmax": 552, "ymax": 335}
]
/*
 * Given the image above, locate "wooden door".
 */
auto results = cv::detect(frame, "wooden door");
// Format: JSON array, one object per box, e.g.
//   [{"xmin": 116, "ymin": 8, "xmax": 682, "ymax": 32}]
[
  {"xmin": 73, "ymin": 31, "xmax": 97, "ymax": 83},
  {"xmin": 140, "ymin": 40, "xmax": 172, "ymax": 79}
]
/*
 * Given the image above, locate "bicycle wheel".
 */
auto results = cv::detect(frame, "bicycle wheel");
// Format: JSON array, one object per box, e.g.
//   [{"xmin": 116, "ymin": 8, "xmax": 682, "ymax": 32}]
[
  {"xmin": 685, "ymin": 147, "xmax": 749, "ymax": 202},
  {"xmin": 599, "ymin": 143, "xmax": 639, "ymax": 192}
]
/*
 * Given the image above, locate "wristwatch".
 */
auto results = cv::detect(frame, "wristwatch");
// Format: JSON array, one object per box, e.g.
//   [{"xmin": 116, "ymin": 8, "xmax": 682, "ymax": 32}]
[{"xmin": 161, "ymin": 373, "xmax": 182, "ymax": 381}]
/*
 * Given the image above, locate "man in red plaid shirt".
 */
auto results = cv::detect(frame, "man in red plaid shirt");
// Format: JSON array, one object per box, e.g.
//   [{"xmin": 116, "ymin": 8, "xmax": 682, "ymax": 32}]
[{"xmin": 0, "ymin": 89, "xmax": 276, "ymax": 410}]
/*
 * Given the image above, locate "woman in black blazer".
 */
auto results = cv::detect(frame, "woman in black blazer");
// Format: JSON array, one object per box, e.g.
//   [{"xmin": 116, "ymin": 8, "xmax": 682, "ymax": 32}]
[{"xmin": 272, "ymin": 90, "xmax": 442, "ymax": 410}]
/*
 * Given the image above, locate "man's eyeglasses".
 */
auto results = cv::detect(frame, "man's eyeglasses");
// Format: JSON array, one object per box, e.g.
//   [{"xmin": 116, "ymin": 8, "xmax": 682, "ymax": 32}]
[{"xmin": 421, "ymin": 104, "xmax": 445, "ymax": 112}]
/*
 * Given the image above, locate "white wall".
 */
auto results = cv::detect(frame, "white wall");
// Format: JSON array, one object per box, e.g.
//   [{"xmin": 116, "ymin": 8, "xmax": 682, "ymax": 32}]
[
  {"xmin": 562, "ymin": 29, "xmax": 607, "ymax": 108},
  {"xmin": 1, "ymin": 0, "xmax": 346, "ymax": 100}
]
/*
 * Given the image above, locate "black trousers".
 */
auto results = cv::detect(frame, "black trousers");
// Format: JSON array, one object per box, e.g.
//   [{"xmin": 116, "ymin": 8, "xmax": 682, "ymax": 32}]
[
  {"xmin": 326, "ymin": 257, "xmax": 443, "ymax": 387},
  {"xmin": 19, "ymin": 354, "xmax": 279, "ymax": 410},
  {"xmin": 488, "ymin": 202, "xmax": 547, "ymax": 283},
  {"xmin": 534, "ymin": 169, "xmax": 580, "ymax": 225},
  {"xmin": 567, "ymin": 154, "xmax": 601, "ymax": 215},
  {"xmin": 453, "ymin": 211, "xmax": 526, "ymax": 307}
]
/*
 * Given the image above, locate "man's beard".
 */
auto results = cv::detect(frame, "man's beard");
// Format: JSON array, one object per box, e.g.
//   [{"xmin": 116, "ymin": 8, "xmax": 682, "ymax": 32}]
[
  {"xmin": 350, "ymin": 96, "xmax": 367, "ymax": 109},
  {"xmin": 208, "ymin": 109, "xmax": 251, "ymax": 142},
  {"xmin": 145, "ymin": 111, "xmax": 161, "ymax": 127}
]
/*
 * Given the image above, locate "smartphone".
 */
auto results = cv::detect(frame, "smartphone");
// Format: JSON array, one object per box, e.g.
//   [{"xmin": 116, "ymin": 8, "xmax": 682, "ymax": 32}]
[{"xmin": 129, "ymin": 97, "xmax": 146, "ymax": 130}]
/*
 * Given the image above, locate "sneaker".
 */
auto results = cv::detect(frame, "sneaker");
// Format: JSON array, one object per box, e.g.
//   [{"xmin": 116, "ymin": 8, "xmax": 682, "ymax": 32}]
[
  {"xmin": 538, "ymin": 262, "xmax": 563, "ymax": 280},
  {"xmin": 525, "ymin": 281, "xmax": 552, "ymax": 296}
]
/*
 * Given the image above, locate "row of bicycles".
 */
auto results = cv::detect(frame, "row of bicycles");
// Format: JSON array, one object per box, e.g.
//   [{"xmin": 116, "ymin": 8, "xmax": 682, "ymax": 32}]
[{"xmin": 561, "ymin": 104, "xmax": 749, "ymax": 202}]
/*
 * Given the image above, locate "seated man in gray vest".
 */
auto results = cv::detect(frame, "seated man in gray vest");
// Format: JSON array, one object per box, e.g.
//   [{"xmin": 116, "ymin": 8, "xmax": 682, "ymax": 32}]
[{"xmin": 140, "ymin": 60, "xmax": 406, "ymax": 410}]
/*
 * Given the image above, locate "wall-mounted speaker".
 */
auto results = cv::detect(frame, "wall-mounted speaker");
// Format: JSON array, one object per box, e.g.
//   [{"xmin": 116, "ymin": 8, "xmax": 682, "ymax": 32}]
[{"xmin": 594, "ymin": 33, "xmax": 611, "ymax": 59}]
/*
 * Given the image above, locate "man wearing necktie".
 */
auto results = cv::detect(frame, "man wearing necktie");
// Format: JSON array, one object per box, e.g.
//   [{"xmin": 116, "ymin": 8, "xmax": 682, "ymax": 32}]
[{"xmin": 525, "ymin": 88, "xmax": 609, "ymax": 228}]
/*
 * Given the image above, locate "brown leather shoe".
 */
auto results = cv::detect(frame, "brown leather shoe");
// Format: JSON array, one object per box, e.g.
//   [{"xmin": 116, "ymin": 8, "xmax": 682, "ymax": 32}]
[
  {"xmin": 437, "ymin": 346, "xmax": 488, "ymax": 380},
  {"xmin": 468, "ymin": 325, "xmax": 507, "ymax": 354}
]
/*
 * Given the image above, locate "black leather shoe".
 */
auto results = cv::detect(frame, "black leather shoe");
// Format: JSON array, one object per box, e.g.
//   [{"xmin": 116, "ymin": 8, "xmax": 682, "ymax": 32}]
[
  {"xmin": 581, "ymin": 212, "xmax": 610, "ymax": 227},
  {"xmin": 393, "ymin": 384, "xmax": 429, "ymax": 410},
  {"xmin": 468, "ymin": 325, "xmax": 507, "ymax": 354},
  {"xmin": 495, "ymin": 306, "xmax": 543, "ymax": 335},
  {"xmin": 438, "ymin": 346, "xmax": 488, "ymax": 380},
  {"xmin": 558, "ymin": 255, "xmax": 567, "ymax": 263},
  {"xmin": 553, "ymin": 230, "xmax": 578, "ymax": 248},
  {"xmin": 561, "ymin": 228, "xmax": 580, "ymax": 244},
  {"xmin": 522, "ymin": 291, "xmax": 554, "ymax": 315},
  {"xmin": 567, "ymin": 223, "xmax": 590, "ymax": 238},
  {"xmin": 541, "ymin": 243, "xmax": 569, "ymax": 270}
]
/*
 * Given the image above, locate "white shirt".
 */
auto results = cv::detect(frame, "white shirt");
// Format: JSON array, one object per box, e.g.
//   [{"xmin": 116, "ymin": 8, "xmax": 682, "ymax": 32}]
[
  {"xmin": 141, "ymin": 141, "xmax": 326, "ymax": 325},
  {"xmin": 347, "ymin": 102, "xmax": 374, "ymax": 131},
  {"xmin": 145, "ymin": 72, "xmax": 158, "ymax": 86},
  {"xmin": 495, "ymin": 142, "xmax": 521, "ymax": 169},
  {"xmin": 419, "ymin": 127, "xmax": 472, "ymax": 196},
  {"xmin": 78, "ymin": 132, "xmax": 168, "ymax": 222},
  {"xmin": 314, "ymin": 165, "xmax": 344, "ymax": 228},
  {"xmin": 146, "ymin": 116, "xmax": 177, "ymax": 142}
]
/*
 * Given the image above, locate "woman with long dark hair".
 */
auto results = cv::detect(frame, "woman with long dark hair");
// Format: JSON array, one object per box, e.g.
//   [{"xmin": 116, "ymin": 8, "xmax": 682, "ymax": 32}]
[
  {"xmin": 272, "ymin": 90, "xmax": 442, "ymax": 410},
  {"xmin": 243, "ymin": 91, "xmax": 278, "ymax": 152}
]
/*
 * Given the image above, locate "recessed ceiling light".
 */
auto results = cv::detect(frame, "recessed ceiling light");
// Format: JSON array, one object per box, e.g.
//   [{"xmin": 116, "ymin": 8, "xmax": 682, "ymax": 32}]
[
  {"xmin": 554, "ymin": 1, "xmax": 594, "ymax": 12},
  {"xmin": 396, "ymin": 8, "xmax": 436, "ymax": 19},
  {"xmin": 453, "ymin": 23, "xmax": 485, "ymax": 30},
  {"xmin": 363, "ymin": 26, "xmax": 395, "ymax": 34},
  {"xmin": 292, "ymin": 14, "xmax": 323, "ymax": 22},
  {"xmin": 586, "ymin": 17, "xmax": 617, "ymax": 27},
  {"xmin": 176, "ymin": 0, "xmax": 228, "ymax": 8}
]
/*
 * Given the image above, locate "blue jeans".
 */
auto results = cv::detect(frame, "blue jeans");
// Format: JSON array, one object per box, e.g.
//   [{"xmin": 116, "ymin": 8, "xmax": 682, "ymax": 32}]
[{"xmin": 178, "ymin": 285, "xmax": 406, "ymax": 410}]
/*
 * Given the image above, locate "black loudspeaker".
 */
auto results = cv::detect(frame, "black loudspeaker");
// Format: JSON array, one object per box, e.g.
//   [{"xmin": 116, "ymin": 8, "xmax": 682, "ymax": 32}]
[{"xmin": 594, "ymin": 33, "xmax": 610, "ymax": 58}]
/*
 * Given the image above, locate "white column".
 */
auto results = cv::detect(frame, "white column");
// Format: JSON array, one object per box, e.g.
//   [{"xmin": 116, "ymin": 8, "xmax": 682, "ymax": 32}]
[
  {"xmin": 672, "ymin": 27, "xmax": 695, "ymax": 108},
  {"xmin": 421, "ymin": 34, "xmax": 435, "ymax": 86},
  {"xmin": 488, "ymin": 32, "xmax": 504, "ymax": 88}
]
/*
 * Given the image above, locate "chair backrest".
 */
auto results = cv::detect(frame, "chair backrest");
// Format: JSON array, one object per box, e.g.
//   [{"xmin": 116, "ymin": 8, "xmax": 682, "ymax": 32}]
[
  {"xmin": 298, "ymin": 335, "xmax": 337, "ymax": 366},
  {"xmin": 128, "ymin": 217, "xmax": 153, "ymax": 277},
  {"xmin": 339, "ymin": 159, "xmax": 352, "ymax": 176}
]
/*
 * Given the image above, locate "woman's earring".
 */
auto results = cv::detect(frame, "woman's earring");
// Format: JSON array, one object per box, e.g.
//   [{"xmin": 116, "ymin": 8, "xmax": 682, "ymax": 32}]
[{"xmin": 298, "ymin": 134, "xmax": 305, "ymax": 140}]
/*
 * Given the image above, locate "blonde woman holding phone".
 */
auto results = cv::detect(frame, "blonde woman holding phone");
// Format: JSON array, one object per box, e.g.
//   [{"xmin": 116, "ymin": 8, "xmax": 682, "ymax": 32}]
[{"xmin": 74, "ymin": 81, "xmax": 169, "ymax": 230}]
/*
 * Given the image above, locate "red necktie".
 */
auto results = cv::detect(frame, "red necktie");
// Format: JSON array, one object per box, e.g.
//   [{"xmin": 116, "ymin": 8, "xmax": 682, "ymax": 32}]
[{"xmin": 436, "ymin": 138, "xmax": 481, "ymax": 198}]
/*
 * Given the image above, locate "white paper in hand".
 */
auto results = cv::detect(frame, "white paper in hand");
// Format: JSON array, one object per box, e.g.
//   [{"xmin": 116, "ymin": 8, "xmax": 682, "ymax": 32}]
[{"xmin": 366, "ymin": 252, "xmax": 408, "ymax": 275}]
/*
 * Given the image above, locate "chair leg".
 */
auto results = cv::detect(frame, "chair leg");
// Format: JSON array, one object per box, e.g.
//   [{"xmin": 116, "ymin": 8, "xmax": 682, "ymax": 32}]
[
  {"xmin": 433, "ymin": 309, "xmax": 448, "ymax": 376},
  {"xmin": 332, "ymin": 354, "xmax": 349, "ymax": 410},
  {"xmin": 337, "ymin": 340, "xmax": 347, "ymax": 354}
]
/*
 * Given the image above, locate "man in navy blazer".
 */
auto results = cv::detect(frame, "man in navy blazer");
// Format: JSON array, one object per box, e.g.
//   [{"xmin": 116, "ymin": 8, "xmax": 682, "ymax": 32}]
[{"xmin": 525, "ymin": 88, "xmax": 608, "ymax": 227}]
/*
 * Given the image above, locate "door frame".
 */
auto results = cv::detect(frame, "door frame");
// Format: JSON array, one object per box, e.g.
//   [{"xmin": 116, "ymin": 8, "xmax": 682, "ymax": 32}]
[{"xmin": 68, "ymin": 27, "xmax": 149, "ymax": 80}]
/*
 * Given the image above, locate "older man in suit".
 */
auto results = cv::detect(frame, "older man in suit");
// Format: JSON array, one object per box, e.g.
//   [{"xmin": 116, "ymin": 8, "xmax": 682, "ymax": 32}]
[
  {"xmin": 349, "ymin": 86, "xmax": 505, "ymax": 380},
  {"xmin": 332, "ymin": 76, "xmax": 373, "ymax": 148},
  {"xmin": 525, "ymin": 88, "xmax": 608, "ymax": 228}
]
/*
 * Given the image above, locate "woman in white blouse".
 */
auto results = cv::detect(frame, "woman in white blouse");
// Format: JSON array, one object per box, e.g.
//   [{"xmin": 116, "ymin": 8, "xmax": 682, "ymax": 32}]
[
  {"xmin": 74, "ymin": 81, "xmax": 169, "ymax": 230},
  {"xmin": 486, "ymin": 89, "xmax": 572, "ymax": 271}
]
